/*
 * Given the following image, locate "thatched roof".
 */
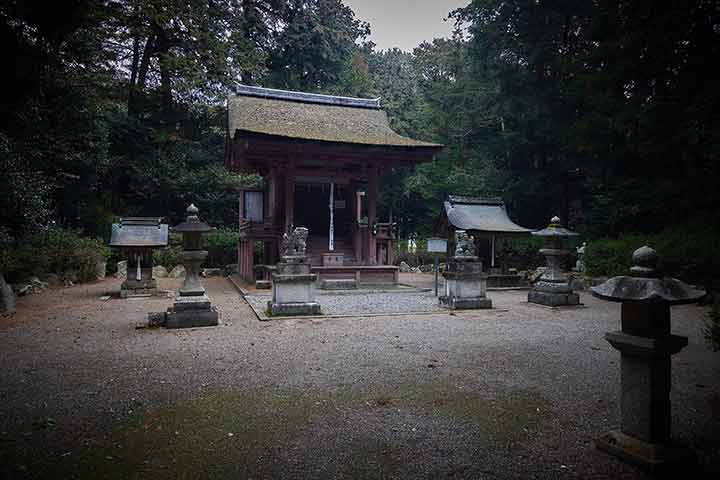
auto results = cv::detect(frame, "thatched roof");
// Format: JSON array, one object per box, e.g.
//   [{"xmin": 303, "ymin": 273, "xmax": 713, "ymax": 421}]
[
  {"xmin": 228, "ymin": 85, "xmax": 443, "ymax": 149},
  {"xmin": 442, "ymin": 196, "xmax": 531, "ymax": 234}
]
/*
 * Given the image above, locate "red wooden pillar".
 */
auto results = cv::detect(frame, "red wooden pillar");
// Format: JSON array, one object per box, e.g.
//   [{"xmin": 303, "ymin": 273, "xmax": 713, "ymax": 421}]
[
  {"xmin": 238, "ymin": 238, "xmax": 254, "ymax": 282},
  {"xmin": 238, "ymin": 239, "xmax": 243, "ymax": 278},
  {"xmin": 266, "ymin": 169, "xmax": 277, "ymax": 226},
  {"xmin": 284, "ymin": 170, "xmax": 295, "ymax": 232},
  {"xmin": 247, "ymin": 240, "xmax": 254, "ymax": 281},
  {"xmin": 367, "ymin": 165, "xmax": 378, "ymax": 265}
]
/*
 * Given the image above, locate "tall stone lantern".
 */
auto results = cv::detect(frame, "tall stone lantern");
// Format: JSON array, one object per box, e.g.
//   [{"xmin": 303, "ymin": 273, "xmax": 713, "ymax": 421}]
[
  {"xmin": 528, "ymin": 216, "xmax": 580, "ymax": 306},
  {"xmin": 591, "ymin": 246, "xmax": 705, "ymax": 470},
  {"xmin": 164, "ymin": 204, "xmax": 219, "ymax": 328}
]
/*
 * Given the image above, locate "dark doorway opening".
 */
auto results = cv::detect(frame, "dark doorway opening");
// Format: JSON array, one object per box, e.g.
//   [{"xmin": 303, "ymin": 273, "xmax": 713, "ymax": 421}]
[{"xmin": 294, "ymin": 183, "xmax": 329, "ymax": 236}]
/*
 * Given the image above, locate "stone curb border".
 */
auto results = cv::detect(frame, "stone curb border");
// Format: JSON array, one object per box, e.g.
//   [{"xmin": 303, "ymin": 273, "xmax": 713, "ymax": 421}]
[{"xmin": 227, "ymin": 276, "xmax": 508, "ymax": 322}]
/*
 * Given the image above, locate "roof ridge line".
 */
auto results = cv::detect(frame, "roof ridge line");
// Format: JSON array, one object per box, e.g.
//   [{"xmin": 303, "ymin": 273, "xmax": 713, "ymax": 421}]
[
  {"xmin": 447, "ymin": 195, "xmax": 504, "ymax": 205},
  {"xmin": 234, "ymin": 84, "xmax": 381, "ymax": 109}
]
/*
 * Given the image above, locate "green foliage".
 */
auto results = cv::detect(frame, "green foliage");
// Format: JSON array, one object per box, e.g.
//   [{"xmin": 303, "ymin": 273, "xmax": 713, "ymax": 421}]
[
  {"xmin": 0, "ymin": 134, "xmax": 53, "ymax": 242},
  {"xmin": 2, "ymin": 0, "xmax": 718, "ymax": 280},
  {"xmin": 153, "ymin": 245, "xmax": 183, "ymax": 270},
  {"xmin": 584, "ymin": 230, "xmax": 720, "ymax": 281},
  {"xmin": 1, "ymin": 229, "xmax": 110, "ymax": 283},
  {"xmin": 267, "ymin": 0, "xmax": 370, "ymax": 92},
  {"xmin": 705, "ymin": 299, "xmax": 720, "ymax": 352},
  {"xmin": 497, "ymin": 237, "xmax": 545, "ymax": 272},
  {"xmin": 395, "ymin": 239, "xmax": 441, "ymax": 267},
  {"xmin": 151, "ymin": 229, "xmax": 238, "ymax": 269},
  {"xmin": 204, "ymin": 229, "xmax": 240, "ymax": 268}
]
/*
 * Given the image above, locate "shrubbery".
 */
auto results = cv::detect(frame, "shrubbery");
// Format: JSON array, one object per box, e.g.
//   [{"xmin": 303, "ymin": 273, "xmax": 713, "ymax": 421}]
[
  {"xmin": 151, "ymin": 229, "xmax": 238, "ymax": 269},
  {"xmin": 497, "ymin": 236, "xmax": 546, "ymax": 271},
  {"xmin": 584, "ymin": 230, "xmax": 720, "ymax": 283},
  {"xmin": 394, "ymin": 236, "xmax": 548, "ymax": 271},
  {"xmin": 705, "ymin": 298, "xmax": 720, "ymax": 352},
  {"xmin": 395, "ymin": 239, "xmax": 439, "ymax": 267},
  {"xmin": 204, "ymin": 229, "xmax": 240, "ymax": 268},
  {"xmin": 0, "ymin": 228, "xmax": 110, "ymax": 283}
]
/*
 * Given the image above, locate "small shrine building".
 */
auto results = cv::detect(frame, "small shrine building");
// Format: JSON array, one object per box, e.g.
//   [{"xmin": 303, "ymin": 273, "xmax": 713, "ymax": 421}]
[
  {"xmin": 435, "ymin": 195, "xmax": 531, "ymax": 271},
  {"xmin": 225, "ymin": 85, "xmax": 443, "ymax": 282}
]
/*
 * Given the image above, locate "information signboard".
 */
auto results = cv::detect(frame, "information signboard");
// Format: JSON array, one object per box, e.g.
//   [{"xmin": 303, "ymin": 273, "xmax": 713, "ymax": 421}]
[{"xmin": 427, "ymin": 237, "xmax": 447, "ymax": 253}]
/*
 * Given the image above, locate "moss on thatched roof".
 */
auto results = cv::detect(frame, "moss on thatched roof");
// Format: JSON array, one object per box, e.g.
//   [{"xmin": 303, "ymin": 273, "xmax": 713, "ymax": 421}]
[{"xmin": 228, "ymin": 86, "xmax": 442, "ymax": 149}]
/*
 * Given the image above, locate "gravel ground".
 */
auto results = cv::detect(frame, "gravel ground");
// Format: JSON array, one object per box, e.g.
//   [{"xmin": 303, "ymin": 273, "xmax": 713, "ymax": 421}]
[
  {"xmin": 0, "ymin": 275, "xmax": 718, "ymax": 479},
  {"xmin": 245, "ymin": 290, "xmax": 446, "ymax": 319}
]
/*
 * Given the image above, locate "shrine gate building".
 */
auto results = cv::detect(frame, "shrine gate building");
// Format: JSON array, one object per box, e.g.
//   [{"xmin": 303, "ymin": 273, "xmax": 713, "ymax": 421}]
[{"xmin": 225, "ymin": 85, "xmax": 443, "ymax": 283}]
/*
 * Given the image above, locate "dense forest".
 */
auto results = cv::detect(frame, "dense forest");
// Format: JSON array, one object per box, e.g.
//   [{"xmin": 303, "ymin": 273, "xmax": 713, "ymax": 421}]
[{"xmin": 1, "ymin": 1, "xmax": 718, "ymax": 269}]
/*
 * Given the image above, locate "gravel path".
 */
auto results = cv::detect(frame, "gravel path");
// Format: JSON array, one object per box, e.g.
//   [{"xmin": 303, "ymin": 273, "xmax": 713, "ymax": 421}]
[{"xmin": 0, "ymin": 276, "xmax": 718, "ymax": 479}]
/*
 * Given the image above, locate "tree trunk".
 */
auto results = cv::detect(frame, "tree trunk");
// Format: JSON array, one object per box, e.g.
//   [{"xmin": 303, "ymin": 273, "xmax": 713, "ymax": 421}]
[
  {"xmin": 155, "ymin": 27, "xmax": 174, "ymax": 123},
  {"xmin": 127, "ymin": 35, "xmax": 141, "ymax": 112},
  {"xmin": 129, "ymin": 34, "xmax": 156, "ymax": 115}
]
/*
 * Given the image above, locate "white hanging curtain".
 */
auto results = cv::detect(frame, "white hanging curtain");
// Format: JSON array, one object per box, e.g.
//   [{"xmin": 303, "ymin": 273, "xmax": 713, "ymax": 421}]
[{"xmin": 329, "ymin": 182, "xmax": 335, "ymax": 251}]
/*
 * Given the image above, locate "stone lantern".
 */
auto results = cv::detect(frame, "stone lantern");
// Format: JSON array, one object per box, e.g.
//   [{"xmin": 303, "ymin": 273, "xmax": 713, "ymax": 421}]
[
  {"xmin": 528, "ymin": 216, "xmax": 580, "ymax": 306},
  {"xmin": 439, "ymin": 231, "xmax": 492, "ymax": 310},
  {"xmin": 164, "ymin": 204, "xmax": 219, "ymax": 328},
  {"xmin": 591, "ymin": 246, "xmax": 705, "ymax": 470}
]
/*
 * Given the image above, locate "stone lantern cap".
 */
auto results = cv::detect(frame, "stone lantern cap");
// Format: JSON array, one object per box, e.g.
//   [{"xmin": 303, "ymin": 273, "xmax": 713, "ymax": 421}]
[
  {"xmin": 172, "ymin": 204, "xmax": 214, "ymax": 233},
  {"xmin": 591, "ymin": 246, "xmax": 705, "ymax": 304},
  {"xmin": 531, "ymin": 216, "xmax": 579, "ymax": 237}
]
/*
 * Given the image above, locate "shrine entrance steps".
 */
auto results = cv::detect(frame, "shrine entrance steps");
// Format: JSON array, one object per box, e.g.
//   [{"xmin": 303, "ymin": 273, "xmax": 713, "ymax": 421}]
[{"xmin": 306, "ymin": 236, "xmax": 356, "ymax": 266}]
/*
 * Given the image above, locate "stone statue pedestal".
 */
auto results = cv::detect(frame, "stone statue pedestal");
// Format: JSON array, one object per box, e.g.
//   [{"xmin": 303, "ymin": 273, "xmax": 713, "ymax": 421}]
[
  {"xmin": 165, "ymin": 249, "xmax": 218, "ymax": 328},
  {"xmin": 439, "ymin": 256, "xmax": 492, "ymax": 310},
  {"xmin": 528, "ymin": 248, "xmax": 580, "ymax": 306},
  {"xmin": 268, "ymin": 256, "xmax": 321, "ymax": 317}
]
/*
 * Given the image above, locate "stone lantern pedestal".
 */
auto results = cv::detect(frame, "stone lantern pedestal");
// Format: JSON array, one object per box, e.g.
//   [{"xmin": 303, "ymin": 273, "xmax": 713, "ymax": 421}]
[
  {"xmin": 439, "ymin": 231, "xmax": 491, "ymax": 310},
  {"xmin": 528, "ymin": 216, "xmax": 580, "ymax": 307},
  {"xmin": 163, "ymin": 205, "xmax": 218, "ymax": 329},
  {"xmin": 591, "ymin": 246, "xmax": 705, "ymax": 471},
  {"xmin": 268, "ymin": 227, "xmax": 321, "ymax": 317}
]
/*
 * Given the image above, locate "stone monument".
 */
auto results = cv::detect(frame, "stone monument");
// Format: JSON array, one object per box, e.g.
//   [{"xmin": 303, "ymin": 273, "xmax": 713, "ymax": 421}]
[
  {"xmin": 268, "ymin": 227, "xmax": 321, "ymax": 316},
  {"xmin": 439, "ymin": 231, "xmax": 492, "ymax": 309},
  {"xmin": 109, "ymin": 217, "xmax": 169, "ymax": 297},
  {"xmin": 528, "ymin": 216, "xmax": 580, "ymax": 306},
  {"xmin": 163, "ymin": 205, "xmax": 219, "ymax": 328},
  {"xmin": 591, "ymin": 246, "xmax": 705, "ymax": 471},
  {"xmin": 574, "ymin": 241, "xmax": 587, "ymax": 272}
]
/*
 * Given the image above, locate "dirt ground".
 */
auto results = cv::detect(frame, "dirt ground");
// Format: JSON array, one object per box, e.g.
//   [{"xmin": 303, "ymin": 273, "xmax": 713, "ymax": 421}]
[{"xmin": 0, "ymin": 274, "xmax": 718, "ymax": 479}]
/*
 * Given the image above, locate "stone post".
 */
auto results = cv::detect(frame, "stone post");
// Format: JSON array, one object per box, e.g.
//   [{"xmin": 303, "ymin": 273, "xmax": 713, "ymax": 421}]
[
  {"xmin": 590, "ymin": 246, "xmax": 705, "ymax": 470},
  {"xmin": 528, "ymin": 216, "xmax": 580, "ymax": 307},
  {"xmin": 439, "ymin": 231, "xmax": 492, "ymax": 310},
  {"xmin": 163, "ymin": 204, "xmax": 219, "ymax": 328}
]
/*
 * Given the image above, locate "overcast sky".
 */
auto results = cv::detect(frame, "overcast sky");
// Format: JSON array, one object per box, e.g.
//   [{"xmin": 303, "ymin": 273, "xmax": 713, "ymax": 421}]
[{"xmin": 343, "ymin": 0, "xmax": 469, "ymax": 52}]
